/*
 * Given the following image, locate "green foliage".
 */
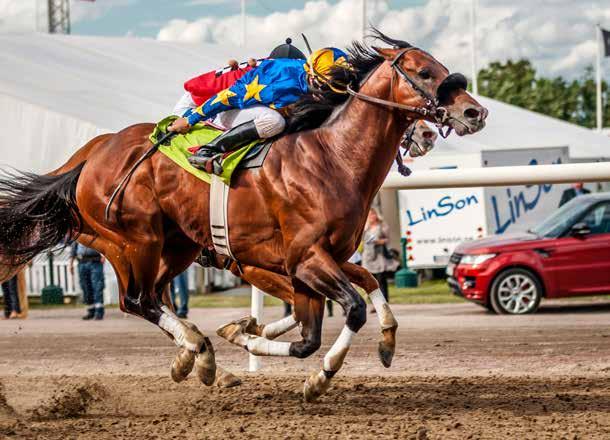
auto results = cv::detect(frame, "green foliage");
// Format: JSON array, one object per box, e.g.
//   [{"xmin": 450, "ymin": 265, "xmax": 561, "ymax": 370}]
[{"xmin": 475, "ymin": 59, "xmax": 609, "ymax": 128}]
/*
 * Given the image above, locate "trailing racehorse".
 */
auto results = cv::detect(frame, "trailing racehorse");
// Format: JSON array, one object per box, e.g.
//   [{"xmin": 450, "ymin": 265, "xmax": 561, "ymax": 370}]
[{"xmin": 0, "ymin": 32, "xmax": 486, "ymax": 401}]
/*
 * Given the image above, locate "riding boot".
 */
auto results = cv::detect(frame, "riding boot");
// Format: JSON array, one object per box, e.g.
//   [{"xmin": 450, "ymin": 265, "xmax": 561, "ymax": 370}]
[{"xmin": 188, "ymin": 121, "xmax": 260, "ymax": 174}]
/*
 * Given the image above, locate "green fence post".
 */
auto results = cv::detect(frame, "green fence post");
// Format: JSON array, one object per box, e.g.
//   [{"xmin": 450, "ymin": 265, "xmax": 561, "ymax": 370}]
[
  {"xmin": 394, "ymin": 237, "xmax": 418, "ymax": 288},
  {"xmin": 41, "ymin": 251, "xmax": 64, "ymax": 304}
]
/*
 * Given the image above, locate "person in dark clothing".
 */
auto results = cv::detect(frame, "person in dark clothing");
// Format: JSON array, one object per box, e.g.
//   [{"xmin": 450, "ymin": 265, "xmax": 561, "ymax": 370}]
[
  {"xmin": 2, "ymin": 275, "xmax": 20, "ymax": 319},
  {"xmin": 170, "ymin": 271, "xmax": 189, "ymax": 319},
  {"xmin": 70, "ymin": 243, "xmax": 105, "ymax": 320},
  {"xmin": 559, "ymin": 183, "xmax": 591, "ymax": 207}
]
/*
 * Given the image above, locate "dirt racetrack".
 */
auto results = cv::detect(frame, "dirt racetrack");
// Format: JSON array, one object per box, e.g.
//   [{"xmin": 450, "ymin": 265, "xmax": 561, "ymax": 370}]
[{"xmin": 2, "ymin": 300, "xmax": 610, "ymax": 439}]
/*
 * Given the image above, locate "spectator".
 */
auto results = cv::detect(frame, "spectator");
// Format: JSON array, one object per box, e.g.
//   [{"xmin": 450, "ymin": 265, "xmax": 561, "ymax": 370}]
[
  {"xmin": 362, "ymin": 208, "xmax": 399, "ymax": 306},
  {"xmin": 559, "ymin": 182, "xmax": 590, "ymax": 207},
  {"xmin": 1, "ymin": 275, "xmax": 21, "ymax": 319},
  {"xmin": 170, "ymin": 271, "xmax": 189, "ymax": 319},
  {"xmin": 70, "ymin": 243, "xmax": 105, "ymax": 320}
]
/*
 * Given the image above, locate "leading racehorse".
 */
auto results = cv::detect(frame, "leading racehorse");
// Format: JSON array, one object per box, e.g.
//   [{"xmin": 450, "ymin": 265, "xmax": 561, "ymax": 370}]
[{"xmin": 0, "ymin": 31, "xmax": 487, "ymax": 401}]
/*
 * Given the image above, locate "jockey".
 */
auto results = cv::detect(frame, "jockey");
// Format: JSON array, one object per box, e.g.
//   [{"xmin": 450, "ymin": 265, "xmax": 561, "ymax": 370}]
[
  {"xmin": 172, "ymin": 39, "xmax": 307, "ymax": 124},
  {"xmin": 168, "ymin": 46, "xmax": 350, "ymax": 174}
]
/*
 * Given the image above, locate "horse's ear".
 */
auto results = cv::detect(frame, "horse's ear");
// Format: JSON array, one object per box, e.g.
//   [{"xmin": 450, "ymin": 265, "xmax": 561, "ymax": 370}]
[{"xmin": 372, "ymin": 46, "xmax": 397, "ymax": 61}]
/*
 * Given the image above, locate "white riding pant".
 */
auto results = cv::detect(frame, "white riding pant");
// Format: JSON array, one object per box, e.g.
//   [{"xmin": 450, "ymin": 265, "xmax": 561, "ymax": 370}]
[
  {"xmin": 213, "ymin": 105, "xmax": 286, "ymax": 138},
  {"xmin": 172, "ymin": 92, "xmax": 285, "ymax": 139}
]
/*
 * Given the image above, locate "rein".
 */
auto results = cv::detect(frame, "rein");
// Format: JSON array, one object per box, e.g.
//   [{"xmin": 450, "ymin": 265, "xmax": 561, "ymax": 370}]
[
  {"xmin": 346, "ymin": 85, "xmax": 431, "ymax": 116},
  {"xmin": 346, "ymin": 47, "xmax": 462, "ymax": 134},
  {"xmin": 346, "ymin": 46, "xmax": 465, "ymax": 175},
  {"xmin": 104, "ymin": 130, "xmax": 177, "ymax": 221}
]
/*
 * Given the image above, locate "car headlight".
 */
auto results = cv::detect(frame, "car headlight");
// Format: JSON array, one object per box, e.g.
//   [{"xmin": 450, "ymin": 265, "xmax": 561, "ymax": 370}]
[{"xmin": 460, "ymin": 253, "xmax": 497, "ymax": 266}]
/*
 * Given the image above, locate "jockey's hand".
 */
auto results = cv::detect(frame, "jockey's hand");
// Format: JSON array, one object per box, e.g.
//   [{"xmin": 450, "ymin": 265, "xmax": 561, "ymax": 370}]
[
  {"xmin": 247, "ymin": 58, "xmax": 257, "ymax": 68},
  {"xmin": 228, "ymin": 59, "xmax": 239, "ymax": 70},
  {"xmin": 168, "ymin": 117, "xmax": 191, "ymax": 134}
]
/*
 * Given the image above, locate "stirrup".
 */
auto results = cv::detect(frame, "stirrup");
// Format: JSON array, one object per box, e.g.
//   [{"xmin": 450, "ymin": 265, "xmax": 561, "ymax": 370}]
[{"xmin": 203, "ymin": 154, "xmax": 224, "ymax": 175}]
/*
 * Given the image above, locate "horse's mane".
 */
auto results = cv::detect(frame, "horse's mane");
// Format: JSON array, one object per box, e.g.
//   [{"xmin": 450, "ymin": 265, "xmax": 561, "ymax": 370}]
[{"xmin": 284, "ymin": 28, "xmax": 412, "ymax": 134}]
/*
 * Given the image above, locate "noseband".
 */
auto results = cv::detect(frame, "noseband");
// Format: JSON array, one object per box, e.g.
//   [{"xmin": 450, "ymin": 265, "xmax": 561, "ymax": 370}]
[{"xmin": 346, "ymin": 47, "xmax": 467, "ymax": 138}]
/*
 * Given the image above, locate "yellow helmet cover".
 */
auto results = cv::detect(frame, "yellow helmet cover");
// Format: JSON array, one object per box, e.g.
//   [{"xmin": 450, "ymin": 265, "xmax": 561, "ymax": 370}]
[{"xmin": 304, "ymin": 47, "xmax": 350, "ymax": 83}]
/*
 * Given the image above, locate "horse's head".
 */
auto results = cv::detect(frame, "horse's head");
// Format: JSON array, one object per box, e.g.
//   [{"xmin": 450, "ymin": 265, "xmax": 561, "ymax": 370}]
[
  {"xmin": 406, "ymin": 120, "xmax": 438, "ymax": 157},
  {"xmin": 370, "ymin": 33, "xmax": 487, "ymax": 137}
]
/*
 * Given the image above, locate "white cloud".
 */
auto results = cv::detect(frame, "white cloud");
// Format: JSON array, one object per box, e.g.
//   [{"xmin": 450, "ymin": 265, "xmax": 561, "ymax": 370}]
[{"xmin": 157, "ymin": 0, "xmax": 610, "ymax": 79}]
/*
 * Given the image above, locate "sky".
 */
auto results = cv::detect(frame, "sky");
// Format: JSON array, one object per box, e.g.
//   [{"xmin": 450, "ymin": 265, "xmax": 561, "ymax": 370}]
[{"xmin": 1, "ymin": 0, "xmax": 610, "ymax": 80}]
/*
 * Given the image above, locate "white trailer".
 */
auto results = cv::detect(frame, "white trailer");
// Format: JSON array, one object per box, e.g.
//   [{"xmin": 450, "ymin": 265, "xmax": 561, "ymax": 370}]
[{"xmin": 397, "ymin": 147, "xmax": 571, "ymax": 269}]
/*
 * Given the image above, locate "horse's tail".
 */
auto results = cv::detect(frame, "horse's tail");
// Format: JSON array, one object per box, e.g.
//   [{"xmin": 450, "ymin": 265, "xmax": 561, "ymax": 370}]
[{"xmin": 0, "ymin": 162, "xmax": 85, "ymax": 267}]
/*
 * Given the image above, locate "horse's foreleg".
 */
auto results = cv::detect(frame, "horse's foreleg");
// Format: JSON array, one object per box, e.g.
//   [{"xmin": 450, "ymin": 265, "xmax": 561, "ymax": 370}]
[
  {"xmin": 291, "ymin": 246, "xmax": 367, "ymax": 402},
  {"xmin": 217, "ymin": 265, "xmax": 323, "ymax": 358},
  {"xmin": 341, "ymin": 262, "xmax": 398, "ymax": 368},
  {"xmin": 229, "ymin": 265, "xmax": 299, "ymax": 340}
]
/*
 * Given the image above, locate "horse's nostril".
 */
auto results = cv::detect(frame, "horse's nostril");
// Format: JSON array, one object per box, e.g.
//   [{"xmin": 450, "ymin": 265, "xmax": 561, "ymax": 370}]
[
  {"xmin": 464, "ymin": 108, "xmax": 480, "ymax": 120},
  {"xmin": 422, "ymin": 131, "xmax": 434, "ymax": 139}
]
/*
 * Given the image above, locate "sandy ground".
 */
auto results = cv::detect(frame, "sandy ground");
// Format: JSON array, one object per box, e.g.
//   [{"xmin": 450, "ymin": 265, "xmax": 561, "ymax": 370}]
[{"xmin": 1, "ymin": 299, "xmax": 610, "ymax": 439}]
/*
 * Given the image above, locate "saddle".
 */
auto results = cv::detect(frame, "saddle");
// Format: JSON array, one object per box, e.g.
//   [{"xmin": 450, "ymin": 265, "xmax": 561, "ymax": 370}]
[{"xmin": 151, "ymin": 116, "xmax": 272, "ymax": 186}]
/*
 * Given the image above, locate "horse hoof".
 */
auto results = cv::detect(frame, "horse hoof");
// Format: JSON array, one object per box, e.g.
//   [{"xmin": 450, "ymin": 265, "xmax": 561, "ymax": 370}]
[
  {"xmin": 377, "ymin": 341, "xmax": 394, "ymax": 368},
  {"xmin": 303, "ymin": 371, "xmax": 331, "ymax": 403},
  {"xmin": 195, "ymin": 337, "xmax": 216, "ymax": 386},
  {"xmin": 171, "ymin": 348, "xmax": 196, "ymax": 383},
  {"xmin": 215, "ymin": 367, "xmax": 242, "ymax": 388},
  {"xmin": 216, "ymin": 322, "xmax": 245, "ymax": 344}
]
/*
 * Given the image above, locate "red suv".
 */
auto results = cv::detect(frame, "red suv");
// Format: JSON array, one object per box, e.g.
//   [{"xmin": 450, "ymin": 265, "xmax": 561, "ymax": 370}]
[{"xmin": 447, "ymin": 193, "xmax": 610, "ymax": 314}]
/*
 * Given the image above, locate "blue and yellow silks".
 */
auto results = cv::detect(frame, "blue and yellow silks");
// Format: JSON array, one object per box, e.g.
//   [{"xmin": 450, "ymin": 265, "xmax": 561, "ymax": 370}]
[{"xmin": 186, "ymin": 48, "xmax": 350, "ymax": 127}]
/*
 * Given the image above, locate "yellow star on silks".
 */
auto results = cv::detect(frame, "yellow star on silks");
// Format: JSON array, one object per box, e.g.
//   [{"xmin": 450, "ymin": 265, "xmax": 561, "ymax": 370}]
[
  {"xmin": 243, "ymin": 75, "xmax": 267, "ymax": 102},
  {"xmin": 211, "ymin": 88, "xmax": 237, "ymax": 106}
]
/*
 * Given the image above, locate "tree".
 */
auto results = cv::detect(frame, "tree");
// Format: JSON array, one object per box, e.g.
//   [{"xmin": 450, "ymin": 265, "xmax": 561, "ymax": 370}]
[{"xmin": 473, "ymin": 59, "xmax": 609, "ymax": 129}]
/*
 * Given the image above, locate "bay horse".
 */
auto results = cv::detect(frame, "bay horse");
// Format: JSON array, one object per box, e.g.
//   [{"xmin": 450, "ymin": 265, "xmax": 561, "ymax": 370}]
[{"xmin": 0, "ymin": 31, "xmax": 487, "ymax": 401}]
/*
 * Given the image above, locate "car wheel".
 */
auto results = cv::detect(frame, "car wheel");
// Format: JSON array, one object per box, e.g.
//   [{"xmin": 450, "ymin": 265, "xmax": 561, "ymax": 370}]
[{"xmin": 489, "ymin": 268, "xmax": 542, "ymax": 315}]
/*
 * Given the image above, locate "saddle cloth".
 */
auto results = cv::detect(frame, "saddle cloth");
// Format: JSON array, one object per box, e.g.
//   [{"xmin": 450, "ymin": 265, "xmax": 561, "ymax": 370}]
[{"xmin": 150, "ymin": 116, "xmax": 272, "ymax": 186}]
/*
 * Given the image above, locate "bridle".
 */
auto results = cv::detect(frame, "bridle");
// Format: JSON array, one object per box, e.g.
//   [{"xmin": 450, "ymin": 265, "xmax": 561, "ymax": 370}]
[
  {"xmin": 346, "ymin": 46, "xmax": 467, "ymax": 138},
  {"xmin": 345, "ymin": 46, "xmax": 468, "ymax": 176}
]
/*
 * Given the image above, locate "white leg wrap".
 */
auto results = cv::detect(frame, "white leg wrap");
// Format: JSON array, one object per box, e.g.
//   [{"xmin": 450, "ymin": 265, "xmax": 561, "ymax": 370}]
[
  {"xmin": 323, "ymin": 326, "xmax": 356, "ymax": 372},
  {"xmin": 369, "ymin": 288, "xmax": 398, "ymax": 330},
  {"xmin": 246, "ymin": 337, "xmax": 291, "ymax": 356},
  {"xmin": 261, "ymin": 315, "xmax": 298, "ymax": 340},
  {"xmin": 158, "ymin": 306, "xmax": 199, "ymax": 352}
]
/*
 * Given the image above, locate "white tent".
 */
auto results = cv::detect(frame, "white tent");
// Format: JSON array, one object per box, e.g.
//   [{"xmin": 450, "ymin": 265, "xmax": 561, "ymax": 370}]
[
  {"xmin": 431, "ymin": 96, "xmax": 610, "ymax": 160},
  {"xmin": 0, "ymin": 33, "xmax": 259, "ymax": 173}
]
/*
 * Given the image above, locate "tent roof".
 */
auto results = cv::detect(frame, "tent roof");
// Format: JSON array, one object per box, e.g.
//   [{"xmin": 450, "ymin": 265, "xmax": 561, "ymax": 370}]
[
  {"xmin": 0, "ymin": 33, "xmax": 258, "ymax": 132},
  {"xmin": 432, "ymin": 96, "xmax": 610, "ymax": 160},
  {"xmin": 0, "ymin": 33, "xmax": 608, "ymax": 160}
]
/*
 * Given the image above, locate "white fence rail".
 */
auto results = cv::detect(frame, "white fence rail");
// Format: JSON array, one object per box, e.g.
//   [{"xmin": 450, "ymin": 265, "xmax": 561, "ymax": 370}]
[
  {"xmin": 383, "ymin": 162, "xmax": 610, "ymax": 189},
  {"xmin": 25, "ymin": 251, "xmax": 79, "ymax": 297}
]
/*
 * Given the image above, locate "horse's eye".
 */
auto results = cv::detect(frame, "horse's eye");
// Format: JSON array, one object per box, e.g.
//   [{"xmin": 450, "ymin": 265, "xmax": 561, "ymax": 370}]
[{"xmin": 418, "ymin": 69, "xmax": 431, "ymax": 80}]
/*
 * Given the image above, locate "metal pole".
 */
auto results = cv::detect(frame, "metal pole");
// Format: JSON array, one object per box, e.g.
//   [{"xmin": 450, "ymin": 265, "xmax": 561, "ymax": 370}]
[
  {"xmin": 597, "ymin": 23, "xmax": 603, "ymax": 131},
  {"xmin": 362, "ymin": 0, "xmax": 367, "ymax": 40},
  {"xmin": 240, "ymin": 0, "xmax": 246, "ymax": 48},
  {"xmin": 248, "ymin": 286, "xmax": 264, "ymax": 372},
  {"xmin": 470, "ymin": 0, "xmax": 478, "ymax": 95},
  {"xmin": 382, "ymin": 162, "xmax": 610, "ymax": 190}
]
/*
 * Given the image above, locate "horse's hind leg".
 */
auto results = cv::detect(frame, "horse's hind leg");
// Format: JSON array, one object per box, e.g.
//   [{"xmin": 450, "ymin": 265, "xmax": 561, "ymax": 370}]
[
  {"xmin": 155, "ymin": 242, "xmax": 238, "ymax": 387},
  {"xmin": 341, "ymin": 262, "xmax": 398, "ymax": 368},
  {"xmin": 81, "ymin": 221, "xmax": 216, "ymax": 386}
]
